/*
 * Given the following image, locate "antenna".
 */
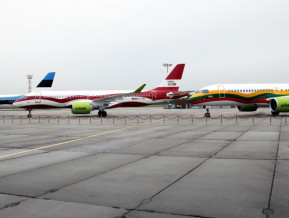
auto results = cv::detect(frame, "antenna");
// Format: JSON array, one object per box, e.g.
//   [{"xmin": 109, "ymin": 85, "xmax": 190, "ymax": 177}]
[{"xmin": 163, "ymin": 63, "xmax": 172, "ymax": 73}]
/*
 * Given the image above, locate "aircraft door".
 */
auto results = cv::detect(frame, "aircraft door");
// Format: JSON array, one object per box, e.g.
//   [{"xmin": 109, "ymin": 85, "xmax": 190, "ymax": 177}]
[
  {"xmin": 35, "ymin": 92, "xmax": 41, "ymax": 103},
  {"xmin": 275, "ymin": 87, "xmax": 279, "ymax": 94},
  {"xmin": 152, "ymin": 91, "xmax": 157, "ymax": 101},
  {"xmin": 218, "ymin": 85, "xmax": 225, "ymax": 98}
]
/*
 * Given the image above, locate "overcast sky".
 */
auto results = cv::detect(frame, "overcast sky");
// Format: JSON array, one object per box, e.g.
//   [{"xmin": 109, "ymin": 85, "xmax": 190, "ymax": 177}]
[{"xmin": 1, "ymin": 0, "xmax": 289, "ymax": 94}]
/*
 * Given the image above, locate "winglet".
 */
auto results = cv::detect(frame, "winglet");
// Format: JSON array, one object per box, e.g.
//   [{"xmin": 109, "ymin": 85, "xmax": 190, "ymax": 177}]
[
  {"xmin": 133, "ymin": 84, "xmax": 146, "ymax": 93},
  {"xmin": 37, "ymin": 72, "xmax": 55, "ymax": 88}
]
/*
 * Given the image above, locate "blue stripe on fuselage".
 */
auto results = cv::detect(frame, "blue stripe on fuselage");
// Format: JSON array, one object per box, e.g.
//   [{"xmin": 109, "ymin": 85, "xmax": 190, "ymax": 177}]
[{"xmin": 0, "ymin": 95, "xmax": 23, "ymax": 101}]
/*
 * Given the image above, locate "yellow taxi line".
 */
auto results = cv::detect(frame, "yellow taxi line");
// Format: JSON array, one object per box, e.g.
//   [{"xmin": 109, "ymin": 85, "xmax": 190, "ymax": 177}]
[{"xmin": 0, "ymin": 123, "xmax": 149, "ymax": 160}]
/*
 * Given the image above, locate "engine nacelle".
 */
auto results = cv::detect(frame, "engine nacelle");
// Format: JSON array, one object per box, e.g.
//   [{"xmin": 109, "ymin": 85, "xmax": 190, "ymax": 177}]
[
  {"xmin": 72, "ymin": 102, "xmax": 91, "ymax": 114},
  {"xmin": 237, "ymin": 105, "xmax": 258, "ymax": 112},
  {"xmin": 269, "ymin": 97, "xmax": 289, "ymax": 113}
]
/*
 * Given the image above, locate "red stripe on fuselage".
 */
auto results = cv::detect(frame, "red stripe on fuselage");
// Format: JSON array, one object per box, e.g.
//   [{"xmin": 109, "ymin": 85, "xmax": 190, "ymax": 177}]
[{"xmin": 17, "ymin": 104, "xmax": 72, "ymax": 109}]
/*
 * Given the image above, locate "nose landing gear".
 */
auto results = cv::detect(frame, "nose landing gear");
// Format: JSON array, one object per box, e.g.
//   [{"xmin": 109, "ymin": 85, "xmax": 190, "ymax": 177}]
[
  {"xmin": 204, "ymin": 107, "xmax": 211, "ymax": 117},
  {"xmin": 27, "ymin": 109, "xmax": 32, "ymax": 118}
]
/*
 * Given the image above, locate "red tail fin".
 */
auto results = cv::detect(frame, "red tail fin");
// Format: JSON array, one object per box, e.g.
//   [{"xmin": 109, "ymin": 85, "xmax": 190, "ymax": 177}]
[
  {"xmin": 154, "ymin": 64, "xmax": 185, "ymax": 91},
  {"xmin": 165, "ymin": 64, "xmax": 185, "ymax": 80}
]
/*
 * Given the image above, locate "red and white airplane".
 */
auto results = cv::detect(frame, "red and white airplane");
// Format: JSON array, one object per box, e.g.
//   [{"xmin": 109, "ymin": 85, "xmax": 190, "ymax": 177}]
[{"xmin": 14, "ymin": 64, "xmax": 191, "ymax": 117}]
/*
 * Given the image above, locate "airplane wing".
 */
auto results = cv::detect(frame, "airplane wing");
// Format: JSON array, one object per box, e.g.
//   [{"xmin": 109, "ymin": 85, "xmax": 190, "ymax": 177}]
[
  {"xmin": 92, "ymin": 84, "xmax": 146, "ymax": 104},
  {"xmin": 166, "ymin": 91, "xmax": 194, "ymax": 98}
]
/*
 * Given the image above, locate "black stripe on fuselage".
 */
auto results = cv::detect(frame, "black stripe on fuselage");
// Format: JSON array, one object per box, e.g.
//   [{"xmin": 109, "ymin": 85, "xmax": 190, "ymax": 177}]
[{"xmin": 0, "ymin": 100, "xmax": 14, "ymax": 105}]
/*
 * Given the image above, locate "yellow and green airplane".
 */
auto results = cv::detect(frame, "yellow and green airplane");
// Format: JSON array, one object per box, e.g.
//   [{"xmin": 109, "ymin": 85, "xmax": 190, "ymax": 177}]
[{"xmin": 189, "ymin": 84, "xmax": 289, "ymax": 116}]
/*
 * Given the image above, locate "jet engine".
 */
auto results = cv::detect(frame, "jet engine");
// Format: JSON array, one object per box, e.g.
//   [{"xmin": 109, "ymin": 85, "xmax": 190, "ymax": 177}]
[
  {"xmin": 269, "ymin": 97, "xmax": 289, "ymax": 115},
  {"xmin": 237, "ymin": 105, "xmax": 258, "ymax": 112},
  {"xmin": 71, "ymin": 102, "xmax": 92, "ymax": 114}
]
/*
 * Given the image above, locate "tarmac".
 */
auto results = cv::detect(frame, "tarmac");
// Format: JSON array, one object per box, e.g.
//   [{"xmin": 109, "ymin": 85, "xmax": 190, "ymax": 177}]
[{"xmin": 0, "ymin": 107, "xmax": 288, "ymax": 218}]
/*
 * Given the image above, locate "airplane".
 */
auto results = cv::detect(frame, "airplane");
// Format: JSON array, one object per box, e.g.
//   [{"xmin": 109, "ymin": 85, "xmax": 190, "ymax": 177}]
[
  {"xmin": 0, "ymin": 72, "xmax": 55, "ymax": 109},
  {"xmin": 188, "ymin": 83, "xmax": 289, "ymax": 117},
  {"xmin": 14, "ymin": 64, "xmax": 191, "ymax": 117}
]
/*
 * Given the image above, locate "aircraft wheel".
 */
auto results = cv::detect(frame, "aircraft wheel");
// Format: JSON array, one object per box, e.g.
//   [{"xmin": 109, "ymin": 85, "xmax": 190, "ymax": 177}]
[
  {"xmin": 27, "ymin": 114, "xmax": 32, "ymax": 118},
  {"xmin": 98, "ymin": 110, "xmax": 107, "ymax": 117},
  {"xmin": 204, "ymin": 112, "xmax": 210, "ymax": 117},
  {"xmin": 271, "ymin": 111, "xmax": 279, "ymax": 116}
]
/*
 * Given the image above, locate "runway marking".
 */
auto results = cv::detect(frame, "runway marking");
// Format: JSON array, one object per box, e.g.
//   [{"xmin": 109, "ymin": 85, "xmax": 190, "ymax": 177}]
[{"xmin": 0, "ymin": 123, "xmax": 149, "ymax": 160}]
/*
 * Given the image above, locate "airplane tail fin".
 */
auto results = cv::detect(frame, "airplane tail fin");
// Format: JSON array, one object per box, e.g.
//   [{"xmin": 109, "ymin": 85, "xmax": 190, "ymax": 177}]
[
  {"xmin": 36, "ymin": 72, "xmax": 55, "ymax": 88},
  {"xmin": 153, "ymin": 64, "xmax": 185, "ymax": 91}
]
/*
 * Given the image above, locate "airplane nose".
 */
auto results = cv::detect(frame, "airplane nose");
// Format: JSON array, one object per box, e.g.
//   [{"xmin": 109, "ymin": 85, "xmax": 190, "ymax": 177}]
[
  {"xmin": 188, "ymin": 95, "xmax": 198, "ymax": 103},
  {"xmin": 13, "ymin": 100, "xmax": 20, "ymax": 106}
]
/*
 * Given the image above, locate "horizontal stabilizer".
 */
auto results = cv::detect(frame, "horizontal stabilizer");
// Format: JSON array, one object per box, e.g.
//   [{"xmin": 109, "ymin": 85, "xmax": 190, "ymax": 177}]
[{"xmin": 166, "ymin": 90, "xmax": 194, "ymax": 98}]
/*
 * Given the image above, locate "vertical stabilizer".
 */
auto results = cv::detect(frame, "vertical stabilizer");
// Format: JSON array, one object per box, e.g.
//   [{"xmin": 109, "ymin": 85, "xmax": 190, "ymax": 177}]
[
  {"xmin": 36, "ymin": 72, "xmax": 55, "ymax": 88},
  {"xmin": 153, "ymin": 64, "xmax": 185, "ymax": 91}
]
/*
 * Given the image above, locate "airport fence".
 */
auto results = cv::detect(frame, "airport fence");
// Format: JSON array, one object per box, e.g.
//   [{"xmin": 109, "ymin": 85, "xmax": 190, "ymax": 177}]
[{"xmin": 0, "ymin": 114, "xmax": 287, "ymax": 125}]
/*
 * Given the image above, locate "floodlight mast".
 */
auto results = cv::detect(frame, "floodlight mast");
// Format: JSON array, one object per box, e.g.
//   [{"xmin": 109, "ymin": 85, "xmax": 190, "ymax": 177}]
[
  {"xmin": 163, "ymin": 63, "xmax": 172, "ymax": 73},
  {"xmin": 26, "ymin": 75, "xmax": 33, "ymax": 93}
]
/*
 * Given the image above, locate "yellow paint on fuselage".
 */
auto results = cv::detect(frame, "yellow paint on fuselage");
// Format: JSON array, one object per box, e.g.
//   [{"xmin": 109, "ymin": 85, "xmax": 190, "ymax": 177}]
[{"xmin": 189, "ymin": 88, "xmax": 289, "ymax": 103}]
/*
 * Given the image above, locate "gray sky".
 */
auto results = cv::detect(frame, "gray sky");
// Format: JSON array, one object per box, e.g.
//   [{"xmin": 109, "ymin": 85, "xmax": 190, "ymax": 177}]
[{"xmin": 1, "ymin": 0, "xmax": 289, "ymax": 94}]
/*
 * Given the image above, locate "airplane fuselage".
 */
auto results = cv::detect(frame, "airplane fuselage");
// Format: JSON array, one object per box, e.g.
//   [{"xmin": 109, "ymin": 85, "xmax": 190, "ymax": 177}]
[
  {"xmin": 189, "ymin": 84, "xmax": 289, "ymax": 107},
  {"xmin": 14, "ymin": 89, "xmax": 187, "ymax": 109}
]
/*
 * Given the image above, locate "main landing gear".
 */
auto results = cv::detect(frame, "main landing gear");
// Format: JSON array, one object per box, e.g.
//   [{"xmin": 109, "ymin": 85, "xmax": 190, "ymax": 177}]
[
  {"xmin": 27, "ymin": 109, "xmax": 32, "ymax": 118},
  {"xmin": 204, "ymin": 107, "xmax": 211, "ymax": 117},
  {"xmin": 98, "ymin": 109, "xmax": 107, "ymax": 117}
]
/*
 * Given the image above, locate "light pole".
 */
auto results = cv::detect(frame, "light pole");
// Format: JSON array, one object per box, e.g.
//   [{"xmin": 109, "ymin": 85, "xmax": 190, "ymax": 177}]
[
  {"xmin": 163, "ymin": 63, "xmax": 172, "ymax": 73},
  {"xmin": 26, "ymin": 75, "xmax": 33, "ymax": 93}
]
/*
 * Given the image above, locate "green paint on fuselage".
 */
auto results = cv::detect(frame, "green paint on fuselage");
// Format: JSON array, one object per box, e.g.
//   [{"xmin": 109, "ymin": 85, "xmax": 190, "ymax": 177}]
[{"xmin": 189, "ymin": 92, "xmax": 285, "ymax": 102}]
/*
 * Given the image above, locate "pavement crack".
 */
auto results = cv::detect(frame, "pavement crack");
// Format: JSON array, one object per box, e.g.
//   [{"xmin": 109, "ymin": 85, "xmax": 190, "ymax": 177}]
[
  {"xmin": 264, "ymin": 118, "xmax": 282, "ymax": 214},
  {"xmin": 121, "ymin": 120, "xmax": 262, "ymax": 218},
  {"xmin": 4, "ymin": 202, "xmax": 20, "ymax": 208}
]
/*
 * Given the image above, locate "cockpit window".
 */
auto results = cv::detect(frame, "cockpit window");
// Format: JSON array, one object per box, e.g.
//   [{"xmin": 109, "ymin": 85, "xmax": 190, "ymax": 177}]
[{"xmin": 196, "ymin": 89, "xmax": 209, "ymax": 94}]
